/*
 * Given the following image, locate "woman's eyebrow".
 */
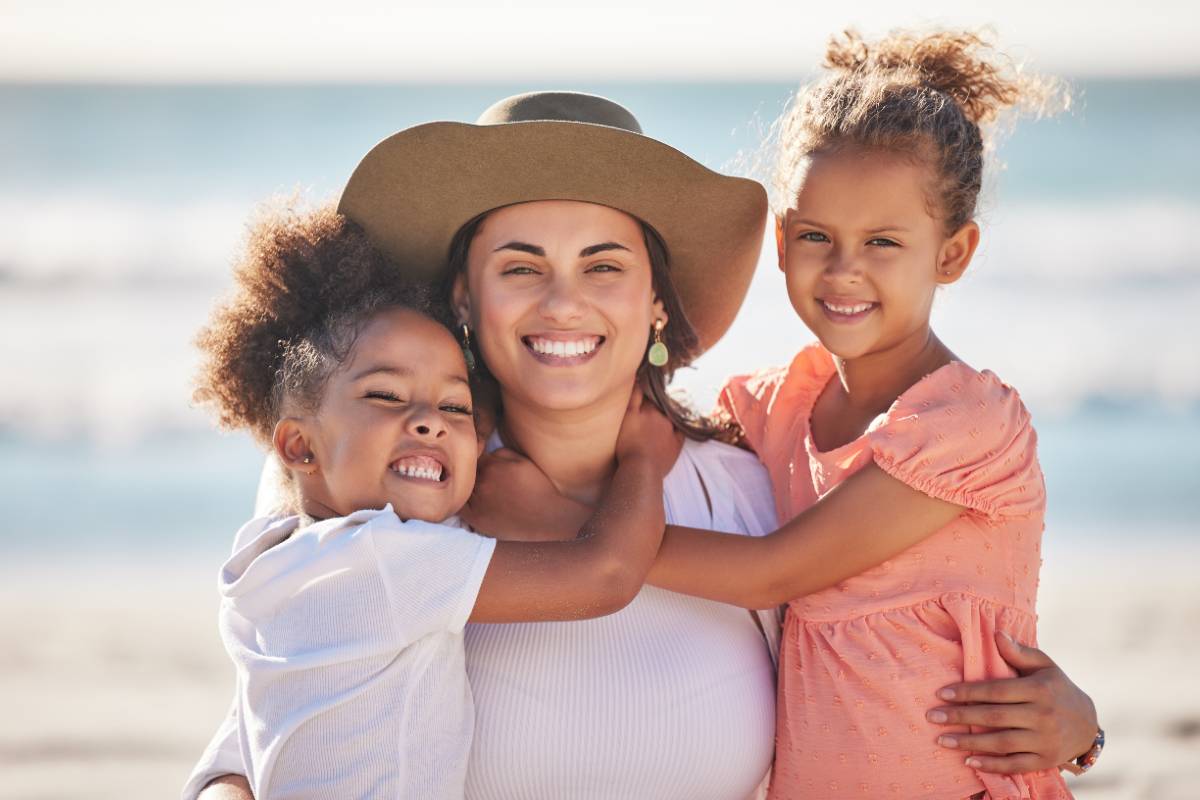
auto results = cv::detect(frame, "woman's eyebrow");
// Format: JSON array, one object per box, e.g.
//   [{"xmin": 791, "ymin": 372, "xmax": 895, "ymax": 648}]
[
  {"xmin": 580, "ymin": 242, "xmax": 631, "ymax": 257},
  {"xmin": 494, "ymin": 241, "xmax": 544, "ymax": 256}
]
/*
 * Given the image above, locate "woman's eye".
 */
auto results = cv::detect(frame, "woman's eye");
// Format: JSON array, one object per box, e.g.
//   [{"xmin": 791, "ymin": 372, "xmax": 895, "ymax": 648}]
[
  {"xmin": 440, "ymin": 403, "xmax": 473, "ymax": 415},
  {"xmin": 797, "ymin": 231, "xmax": 829, "ymax": 243},
  {"xmin": 502, "ymin": 264, "xmax": 539, "ymax": 276},
  {"xmin": 586, "ymin": 263, "xmax": 622, "ymax": 273},
  {"xmin": 365, "ymin": 391, "xmax": 403, "ymax": 402}
]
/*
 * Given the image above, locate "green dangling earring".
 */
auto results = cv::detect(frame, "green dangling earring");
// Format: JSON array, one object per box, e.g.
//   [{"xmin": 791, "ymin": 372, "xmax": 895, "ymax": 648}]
[
  {"xmin": 460, "ymin": 323, "xmax": 476, "ymax": 372},
  {"xmin": 647, "ymin": 320, "xmax": 669, "ymax": 367}
]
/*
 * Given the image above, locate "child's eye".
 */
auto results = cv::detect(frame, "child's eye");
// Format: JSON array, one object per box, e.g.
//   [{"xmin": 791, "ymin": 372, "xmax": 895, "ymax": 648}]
[
  {"xmin": 867, "ymin": 238, "xmax": 900, "ymax": 247},
  {"xmin": 797, "ymin": 231, "xmax": 829, "ymax": 243},
  {"xmin": 365, "ymin": 390, "xmax": 403, "ymax": 402},
  {"xmin": 440, "ymin": 403, "xmax": 473, "ymax": 415}
]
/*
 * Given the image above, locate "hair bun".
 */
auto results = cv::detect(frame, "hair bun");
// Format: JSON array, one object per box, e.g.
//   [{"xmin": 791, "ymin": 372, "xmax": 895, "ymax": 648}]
[{"xmin": 825, "ymin": 29, "xmax": 1061, "ymax": 125}]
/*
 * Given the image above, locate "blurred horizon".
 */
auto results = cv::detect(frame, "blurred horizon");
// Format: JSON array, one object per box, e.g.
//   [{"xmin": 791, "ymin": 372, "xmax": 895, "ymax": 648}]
[{"xmin": 3, "ymin": 0, "xmax": 1199, "ymax": 82}]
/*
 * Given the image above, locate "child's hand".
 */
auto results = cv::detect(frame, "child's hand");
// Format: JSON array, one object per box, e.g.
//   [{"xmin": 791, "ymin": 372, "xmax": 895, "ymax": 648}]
[
  {"xmin": 461, "ymin": 448, "xmax": 592, "ymax": 541},
  {"xmin": 615, "ymin": 386, "xmax": 683, "ymax": 477}
]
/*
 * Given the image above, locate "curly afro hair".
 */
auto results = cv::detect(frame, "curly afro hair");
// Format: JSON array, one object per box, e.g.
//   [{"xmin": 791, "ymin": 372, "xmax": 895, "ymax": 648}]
[{"xmin": 194, "ymin": 202, "xmax": 453, "ymax": 445}]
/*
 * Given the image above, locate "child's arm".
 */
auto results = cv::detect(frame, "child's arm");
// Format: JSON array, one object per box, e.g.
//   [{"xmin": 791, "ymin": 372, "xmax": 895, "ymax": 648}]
[
  {"xmin": 466, "ymin": 389, "xmax": 678, "ymax": 623},
  {"xmin": 647, "ymin": 463, "xmax": 964, "ymax": 609}
]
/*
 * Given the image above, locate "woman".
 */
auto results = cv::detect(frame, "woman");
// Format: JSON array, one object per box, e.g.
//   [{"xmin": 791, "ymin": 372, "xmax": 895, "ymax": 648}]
[{"xmin": 187, "ymin": 92, "xmax": 1100, "ymax": 799}]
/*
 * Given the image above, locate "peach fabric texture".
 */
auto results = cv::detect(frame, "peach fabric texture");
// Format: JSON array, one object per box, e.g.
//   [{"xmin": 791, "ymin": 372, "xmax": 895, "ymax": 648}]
[{"xmin": 719, "ymin": 344, "xmax": 1071, "ymax": 800}]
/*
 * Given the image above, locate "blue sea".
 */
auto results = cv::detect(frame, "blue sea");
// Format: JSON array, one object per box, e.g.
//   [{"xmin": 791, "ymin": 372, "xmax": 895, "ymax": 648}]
[{"xmin": 2, "ymin": 81, "xmax": 1198, "ymax": 562}]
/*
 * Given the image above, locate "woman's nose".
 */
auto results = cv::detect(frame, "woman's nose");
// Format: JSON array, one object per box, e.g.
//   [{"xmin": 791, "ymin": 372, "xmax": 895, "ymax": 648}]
[
  {"xmin": 406, "ymin": 405, "xmax": 447, "ymax": 439},
  {"xmin": 538, "ymin": 274, "xmax": 586, "ymax": 323}
]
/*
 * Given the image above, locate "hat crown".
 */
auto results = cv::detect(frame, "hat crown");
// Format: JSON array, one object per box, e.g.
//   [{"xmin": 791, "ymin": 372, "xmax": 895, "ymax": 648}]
[{"xmin": 475, "ymin": 91, "xmax": 643, "ymax": 134}]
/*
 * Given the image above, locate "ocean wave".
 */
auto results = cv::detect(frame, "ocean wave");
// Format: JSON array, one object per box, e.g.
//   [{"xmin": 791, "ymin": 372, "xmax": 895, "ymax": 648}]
[
  {"xmin": 0, "ymin": 194, "xmax": 1196, "ymax": 287},
  {"xmin": 0, "ymin": 193, "xmax": 271, "ymax": 286},
  {"xmin": 1, "ymin": 195, "xmax": 1198, "ymax": 443}
]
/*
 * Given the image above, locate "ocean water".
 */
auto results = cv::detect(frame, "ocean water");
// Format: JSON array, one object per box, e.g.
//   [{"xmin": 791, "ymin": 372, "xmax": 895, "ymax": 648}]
[{"xmin": 1, "ymin": 81, "xmax": 1198, "ymax": 558}]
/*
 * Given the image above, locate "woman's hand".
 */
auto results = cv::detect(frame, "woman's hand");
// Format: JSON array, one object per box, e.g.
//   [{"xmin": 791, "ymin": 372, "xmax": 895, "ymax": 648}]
[
  {"xmin": 461, "ymin": 448, "xmax": 592, "ymax": 541},
  {"xmin": 927, "ymin": 632, "xmax": 1099, "ymax": 774}
]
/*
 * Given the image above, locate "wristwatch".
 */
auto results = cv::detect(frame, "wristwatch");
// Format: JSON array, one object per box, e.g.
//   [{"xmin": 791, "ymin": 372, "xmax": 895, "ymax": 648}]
[{"xmin": 1061, "ymin": 727, "xmax": 1105, "ymax": 776}]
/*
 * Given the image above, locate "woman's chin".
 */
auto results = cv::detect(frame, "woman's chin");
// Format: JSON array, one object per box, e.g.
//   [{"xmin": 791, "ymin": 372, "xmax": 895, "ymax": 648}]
[{"xmin": 510, "ymin": 375, "xmax": 631, "ymax": 415}]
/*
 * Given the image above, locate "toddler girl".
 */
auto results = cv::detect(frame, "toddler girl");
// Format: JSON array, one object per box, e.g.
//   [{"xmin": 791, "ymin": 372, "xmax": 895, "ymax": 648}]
[{"xmin": 188, "ymin": 204, "xmax": 673, "ymax": 799}]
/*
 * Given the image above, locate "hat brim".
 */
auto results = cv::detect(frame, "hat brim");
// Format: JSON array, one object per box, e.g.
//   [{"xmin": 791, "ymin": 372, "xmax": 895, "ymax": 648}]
[{"xmin": 337, "ymin": 120, "xmax": 767, "ymax": 353}]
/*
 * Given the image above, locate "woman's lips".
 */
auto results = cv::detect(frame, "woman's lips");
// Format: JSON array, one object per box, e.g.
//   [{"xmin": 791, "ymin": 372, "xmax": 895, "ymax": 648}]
[
  {"xmin": 818, "ymin": 298, "xmax": 879, "ymax": 324},
  {"xmin": 522, "ymin": 334, "xmax": 604, "ymax": 366}
]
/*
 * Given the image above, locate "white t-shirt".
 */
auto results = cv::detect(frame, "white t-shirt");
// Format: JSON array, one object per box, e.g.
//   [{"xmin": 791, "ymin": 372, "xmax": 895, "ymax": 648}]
[
  {"xmin": 215, "ymin": 505, "xmax": 496, "ymax": 800},
  {"xmin": 183, "ymin": 439, "xmax": 781, "ymax": 800}
]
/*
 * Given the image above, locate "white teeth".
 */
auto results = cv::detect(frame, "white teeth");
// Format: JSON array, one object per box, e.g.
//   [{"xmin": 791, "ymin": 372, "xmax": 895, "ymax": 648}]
[
  {"xmin": 823, "ymin": 301, "xmax": 874, "ymax": 315},
  {"xmin": 390, "ymin": 458, "xmax": 444, "ymax": 482},
  {"xmin": 528, "ymin": 337, "xmax": 600, "ymax": 357}
]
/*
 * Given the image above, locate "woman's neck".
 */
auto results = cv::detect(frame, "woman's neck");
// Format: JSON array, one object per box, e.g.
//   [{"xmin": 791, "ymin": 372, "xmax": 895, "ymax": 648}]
[
  {"xmin": 832, "ymin": 326, "xmax": 956, "ymax": 414},
  {"xmin": 496, "ymin": 388, "xmax": 631, "ymax": 506}
]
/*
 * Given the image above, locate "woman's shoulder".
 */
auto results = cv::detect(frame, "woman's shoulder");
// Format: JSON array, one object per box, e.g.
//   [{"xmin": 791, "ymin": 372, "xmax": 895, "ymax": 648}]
[
  {"xmin": 676, "ymin": 438, "xmax": 778, "ymax": 535},
  {"xmin": 680, "ymin": 437, "xmax": 766, "ymax": 478}
]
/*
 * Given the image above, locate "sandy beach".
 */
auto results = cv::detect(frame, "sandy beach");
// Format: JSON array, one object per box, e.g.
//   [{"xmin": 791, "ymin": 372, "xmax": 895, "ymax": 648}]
[{"xmin": 1, "ymin": 542, "xmax": 1196, "ymax": 800}]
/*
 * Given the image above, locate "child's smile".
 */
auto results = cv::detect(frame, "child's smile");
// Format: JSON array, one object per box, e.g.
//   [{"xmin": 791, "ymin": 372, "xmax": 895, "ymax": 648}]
[
  {"xmin": 779, "ymin": 147, "xmax": 968, "ymax": 362},
  {"xmin": 816, "ymin": 295, "xmax": 880, "ymax": 325},
  {"xmin": 282, "ymin": 307, "xmax": 479, "ymax": 523},
  {"xmin": 388, "ymin": 451, "xmax": 449, "ymax": 482}
]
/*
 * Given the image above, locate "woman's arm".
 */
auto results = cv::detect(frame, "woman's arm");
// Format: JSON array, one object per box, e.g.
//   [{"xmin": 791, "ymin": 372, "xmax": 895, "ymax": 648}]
[
  {"xmin": 647, "ymin": 462, "xmax": 963, "ymax": 609},
  {"xmin": 929, "ymin": 631, "xmax": 1101, "ymax": 774}
]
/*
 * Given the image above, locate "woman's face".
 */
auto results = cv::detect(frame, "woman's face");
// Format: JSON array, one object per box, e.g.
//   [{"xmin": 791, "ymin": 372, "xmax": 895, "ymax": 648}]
[{"xmin": 454, "ymin": 200, "xmax": 665, "ymax": 415}]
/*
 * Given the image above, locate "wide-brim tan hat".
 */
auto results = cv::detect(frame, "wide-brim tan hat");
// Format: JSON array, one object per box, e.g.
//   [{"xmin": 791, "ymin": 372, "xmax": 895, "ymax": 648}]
[{"xmin": 337, "ymin": 91, "xmax": 767, "ymax": 353}]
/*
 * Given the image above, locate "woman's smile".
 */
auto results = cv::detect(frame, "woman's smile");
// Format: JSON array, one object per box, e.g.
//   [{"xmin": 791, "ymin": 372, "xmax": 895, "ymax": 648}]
[{"xmin": 522, "ymin": 333, "xmax": 606, "ymax": 365}]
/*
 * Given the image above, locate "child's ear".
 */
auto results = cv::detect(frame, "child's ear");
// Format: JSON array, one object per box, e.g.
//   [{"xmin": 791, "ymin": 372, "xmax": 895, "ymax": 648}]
[
  {"xmin": 936, "ymin": 221, "xmax": 981, "ymax": 285},
  {"xmin": 272, "ymin": 418, "xmax": 317, "ymax": 474},
  {"xmin": 451, "ymin": 272, "xmax": 471, "ymax": 326},
  {"xmin": 775, "ymin": 214, "xmax": 787, "ymax": 272}
]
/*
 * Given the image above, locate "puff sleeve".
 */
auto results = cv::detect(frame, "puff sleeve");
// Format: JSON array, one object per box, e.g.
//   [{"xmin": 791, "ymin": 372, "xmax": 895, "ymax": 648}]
[{"xmin": 867, "ymin": 365, "xmax": 1045, "ymax": 520}]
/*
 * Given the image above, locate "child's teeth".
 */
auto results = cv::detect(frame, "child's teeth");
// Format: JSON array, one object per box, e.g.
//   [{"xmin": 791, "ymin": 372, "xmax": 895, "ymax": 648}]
[
  {"xmin": 391, "ymin": 457, "xmax": 444, "ymax": 481},
  {"xmin": 824, "ymin": 301, "xmax": 872, "ymax": 314}
]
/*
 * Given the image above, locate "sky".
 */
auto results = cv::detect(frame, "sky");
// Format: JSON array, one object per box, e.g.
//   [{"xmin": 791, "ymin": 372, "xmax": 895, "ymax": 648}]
[{"xmin": 2, "ymin": 0, "xmax": 1199, "ymax": 82}]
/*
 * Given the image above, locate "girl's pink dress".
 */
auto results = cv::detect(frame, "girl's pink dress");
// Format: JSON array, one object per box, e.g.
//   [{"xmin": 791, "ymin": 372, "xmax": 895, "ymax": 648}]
[{"xmin": 719, "ymin": 344, "xmax": 1071, "ymax": 800}]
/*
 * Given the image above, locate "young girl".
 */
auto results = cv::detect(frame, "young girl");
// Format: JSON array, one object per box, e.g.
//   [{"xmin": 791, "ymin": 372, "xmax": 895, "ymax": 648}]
[
  {"xmin": 647, "ymin": 30, "xmax": 1078, "ymax": 799},
  {"xmin": 188, "ymin": 204, "xmax": 674, "ymax": 800},
  {"xmin": 467, "ymin": 31, "xmax": 1082, "ymax": 800}
]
